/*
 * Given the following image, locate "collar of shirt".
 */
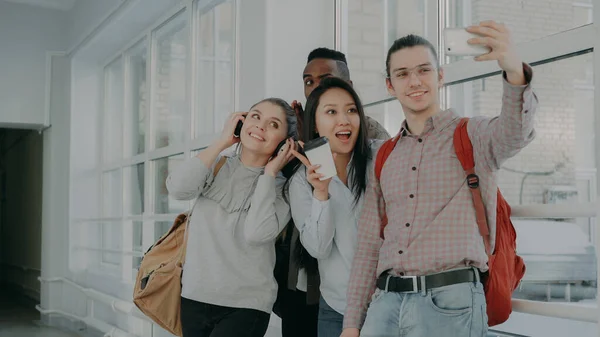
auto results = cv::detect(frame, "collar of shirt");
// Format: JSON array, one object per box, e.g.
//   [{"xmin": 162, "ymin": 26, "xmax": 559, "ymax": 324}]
[{"xmin": 397, "ymin": 108, "xmax": 460, "ymax": 138}]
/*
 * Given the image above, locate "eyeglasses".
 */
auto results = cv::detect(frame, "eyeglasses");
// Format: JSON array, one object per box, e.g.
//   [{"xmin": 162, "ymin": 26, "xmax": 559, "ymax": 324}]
[{"xmin": 388, "ymin": 65, "xmax": 436, "ymax": 81}]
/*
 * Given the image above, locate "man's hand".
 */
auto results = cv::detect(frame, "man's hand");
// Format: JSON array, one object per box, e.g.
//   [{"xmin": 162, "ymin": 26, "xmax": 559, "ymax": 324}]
[
  {"xmin": 291, "ymin": 100, "xmax": 304, "ymax": 137},
  {"xmin": 340, "ymin": 328, "xmax": 360, "ymax": 337},
  {"xmin": 466, "ymin": 20, "xmax": 525, "ymax": 85}
]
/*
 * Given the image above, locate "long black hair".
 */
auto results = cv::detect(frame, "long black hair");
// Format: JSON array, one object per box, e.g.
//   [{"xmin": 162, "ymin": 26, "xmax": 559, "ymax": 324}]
[
  {"xmin": 284, "ymin": 77, "xmax": 371, "ymax": 205},
  {"xmin": 282, "ymin": 77, "xmax": 371, "ymax": 275}
]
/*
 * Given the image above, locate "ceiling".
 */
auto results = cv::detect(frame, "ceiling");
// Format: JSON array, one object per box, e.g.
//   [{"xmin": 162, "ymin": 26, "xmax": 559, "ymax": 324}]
[{"xmin": 1, "ymin": 0, "xmax": 77, "ymax": 11}]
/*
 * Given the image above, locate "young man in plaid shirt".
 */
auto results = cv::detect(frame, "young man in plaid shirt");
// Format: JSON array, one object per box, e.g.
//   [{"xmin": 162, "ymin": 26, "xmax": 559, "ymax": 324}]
[{"xmin": 341, "ymin": 21, "xmax": 538, "ymax": 337}]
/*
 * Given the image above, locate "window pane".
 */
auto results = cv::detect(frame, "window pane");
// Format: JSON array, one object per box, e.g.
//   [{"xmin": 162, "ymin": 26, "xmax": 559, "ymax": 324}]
[
  {"xmin": 215, "ymin": 61, "xmax": 234, "ymax": 132},
  {"xmin": 195, "ymin": 2, "xmax": 235, "ymax": 137},
  {"xmin": 496, "ymin": 217, "xmax": 597, "ymax": 336},
  {"xmin": 446, "ymin": 53, "xmax": 595, "ymax": 206},
  {"xmin": 152, "ymin": 13, "xmax": 189, "ymax": 149},
  {"xmin": 155, "ymin": 221, "xmax": 173, "ymax": 241},
  {"xmin": 125, "ymin": 163, "xmax": 144, "ymax": 215},
  {"xmin": 104, "ymin": 59, "xmax": 124, "ymax": 162},
  {"xmin": 445, "ymin": 0, "xmax": 593, "ymax": 60},
  {"xmin": 364, "ymin": 100, "xmax": 406, "ymax": 137},
  {"xmin": 197, "ymin": 60, "xmax": 215, "ymax": 135},
  {"xmin": 101, "ymin": 221, "xmax": 122, "ymax": 265},
  {"xmin": 216, "ymin": 1, "xmax": 234, "ymax": 58},
  {"xmin": 154, "ymin": 154, "xmax": 188, "ymax": 214},
  {"xmin": 197, "ymin": 8, "xmax": 214, "ymax": 57},
  {"xmin": 102, "ymin": 170, "xmax": 122, "ymax": 217},
  {"xmin": 132, "ymin": 221, "xmax": 143, "ymax": 268},
  {"xmin": 347, "ymin": 0, "xmax": 425, "ymax": 103},
  {"xmin": 126, "ymin": 41, "xmax": 147, "ymax": 156}
]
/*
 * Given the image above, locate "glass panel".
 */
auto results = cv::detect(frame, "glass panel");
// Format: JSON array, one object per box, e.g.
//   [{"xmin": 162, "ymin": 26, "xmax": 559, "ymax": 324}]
[
  {"xmin": 197, "ymin": 8, "xmax": 214, "ymax": 57},
  {"xmin": 196, "ymin": 60, "xmax": 215, "ymax": 135},
  {"xmin": 364, "ymin": 99, "xmax": 405, "ymax": 136},
  {"xmin": 133, "ymin": 221, "xmax": 143, "ymax": 251},
  {"xmin": 126, "ymin": 163, "xmax": 144, "ymax": 215},
  {"xmin": 573, "ymin": 3, "xmax": 593, "ymax": 27},
  {"xmin": 215, "ymin": 61, "xmax": 234, "ymax": 132},
  {"xmin": 102, "ymin": 170, "xmax": 122, "ymax": 217},
  {"xmin": 495, "ymin": 217, "xmax": 597, "ymax": 336},
  {"xmin": 195, "ymin": 2, "xmax": 235, "ymax": 137},
  {"xmin": 445, "ymin": 53, "xmax": 595, "ymax": 206},
  {"xmin": 101, "ymin": 222, "xmax": 122, "ymax": 265},
  {"xmin": 126, "ymin": 40, "xmax": 147, "ymax": 156},
  {"xmin": 154, "ymin": 154, "xmax": 188, "ymax": 214},
  {"xmin": 346, "ymin": 0, "xmax": 425, "ymax": 103},
  {"xmin": 104, "ymin": 58, "xmax": 124, "ymax": 162},
  {"xmin": 155, "ymin": 221, "xmax": 173, "ymax": 241},
  {"xmin": 132, "ymin": 221, "xmax": 143, "ymax": 268},
  {"xmin": 152, "ymin": 13, "xmax": 189, "ymax": 149},
  {"xmin": 216, "ymin": 1, "xmax": 234, "ymax": 58},
  {"xmin": 445, "ymin": 0, "xmax": 594, "ymax": 61}
]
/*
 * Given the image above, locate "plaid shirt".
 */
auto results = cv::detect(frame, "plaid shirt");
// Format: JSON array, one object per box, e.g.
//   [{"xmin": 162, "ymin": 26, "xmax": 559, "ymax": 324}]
[{"xmin": 343, "ymin": 64, "xmax": 538, "ymax": 329}]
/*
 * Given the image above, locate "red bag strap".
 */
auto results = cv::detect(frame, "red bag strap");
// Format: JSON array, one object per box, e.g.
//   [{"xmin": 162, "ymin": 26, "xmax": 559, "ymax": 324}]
[
  {"xmin": 375, "ymin": 136, "xmax": 400, "ymax": 181},
  {"xmin": 453, "ymin": 118, "xmax": 491, "ymax": 255},
  {"xmin": 375, "ymin": 135, "xmax": 400, "ymax": 239}
]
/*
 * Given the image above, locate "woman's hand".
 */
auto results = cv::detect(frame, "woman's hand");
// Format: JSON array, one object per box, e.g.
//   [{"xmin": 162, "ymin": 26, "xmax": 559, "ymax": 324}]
[
  {"xmin": 216, "ymin": 112, "xmax": 246, "ymax": 150},
  {"xmin": 265, "ymin": 138, "xmax": 297, "ymax": 177},
  {"xmin": 291, "ymin": 142, "xmax": 333, "ymax": 201}
]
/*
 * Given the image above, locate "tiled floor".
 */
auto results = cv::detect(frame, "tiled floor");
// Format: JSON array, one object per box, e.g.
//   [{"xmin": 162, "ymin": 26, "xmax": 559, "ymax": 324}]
[{"xmin": 0, "ymin": 291, "xmax": 81, "ymax": 337}]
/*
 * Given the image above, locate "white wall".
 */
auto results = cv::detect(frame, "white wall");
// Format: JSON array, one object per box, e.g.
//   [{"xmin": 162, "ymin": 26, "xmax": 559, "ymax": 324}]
[
  {"xmin": 67, "ymin": 0, "xmax": 125, "ymax": 50},
  {"xmin": 0, "ymin": 2, "xmax": 68, "ymax": 128},
  {"xmin": 238, "ymin": 0, "xmax": 335, "ymax": 108}
]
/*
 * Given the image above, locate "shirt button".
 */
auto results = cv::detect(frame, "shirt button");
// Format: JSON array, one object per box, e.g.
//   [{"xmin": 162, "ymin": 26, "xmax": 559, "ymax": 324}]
[
  {"xmin": 409, "ymin": 194, "xmax": 414, "ymax": 198},
  {"xmin": 398, "ymin": 250, "xmax": 404, "ymax": 254},
  {"xmin": 412, "ymin": 166, "xmax": 417, "ymax": 171},
  {"xmin": 405, "ymin": 223, "xmax": 410, "ymax": 227},
  {"xmin": 418, "ymin": 138, "xmax": 423, "ymax": 143}
]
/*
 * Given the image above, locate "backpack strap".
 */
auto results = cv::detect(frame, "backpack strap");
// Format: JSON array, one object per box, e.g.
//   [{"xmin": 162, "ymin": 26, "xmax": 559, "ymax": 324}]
[
  {"xmin": 375, "ymin": 136, "xmax": 401, "ymax": 181},
  {"xmin": 453, "ymin": 118, "xmax": 491, "ymax": 255},
  {"xmin": 375, "ymin": 135, "xmax": 401, "ymax": 239},
  {"xmin": 180, "ymin": 156, "xmax": 228, "ymax": 264}
]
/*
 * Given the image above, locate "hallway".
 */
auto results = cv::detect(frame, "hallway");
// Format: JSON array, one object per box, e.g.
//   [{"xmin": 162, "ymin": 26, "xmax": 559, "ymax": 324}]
[{"xmin": 0, "ymin": 291, "xmax": 81, "ymax": 337}]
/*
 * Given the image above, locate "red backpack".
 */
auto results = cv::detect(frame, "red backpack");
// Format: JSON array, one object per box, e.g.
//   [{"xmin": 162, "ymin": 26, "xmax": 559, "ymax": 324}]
[{"xmin": 374, "ymin": 118, "xmax": 526, "ymax": 326}]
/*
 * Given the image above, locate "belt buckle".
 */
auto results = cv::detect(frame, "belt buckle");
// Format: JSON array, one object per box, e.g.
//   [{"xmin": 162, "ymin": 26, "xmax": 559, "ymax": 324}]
[{"xmin": 401, "ymin": 275, "xmax": 419, "ymax": 293}]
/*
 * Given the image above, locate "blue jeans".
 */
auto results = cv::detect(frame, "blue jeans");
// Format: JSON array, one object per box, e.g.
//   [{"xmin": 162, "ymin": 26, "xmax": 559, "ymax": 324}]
[
  {"xmin": 318, "ymin": 297, "xmax": 343, "ymax": 337},
  {"xmin": 361, "ymin": 282, "xmax": 488, "ymax": 337}
]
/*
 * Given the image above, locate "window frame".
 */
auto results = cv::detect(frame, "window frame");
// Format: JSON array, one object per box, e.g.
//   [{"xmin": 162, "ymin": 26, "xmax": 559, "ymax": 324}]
[{"xmin": 76, "ymin": 0, "xmax": 238, "ymax": 283}]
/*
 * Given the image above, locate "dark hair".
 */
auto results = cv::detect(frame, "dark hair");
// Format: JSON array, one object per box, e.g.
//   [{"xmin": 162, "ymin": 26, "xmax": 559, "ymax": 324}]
[
  {"xmin": 283, "ymin": 77, "xmax": 371, "ymax": 276},
  {"xmin": 386, "ymin": 34, "xmax": 439, "ymax": 78},
  {"xmin": 307, "ymin": 48, "xmax": 351, "ymax": 81},
  {"xmin": 307, "ymin": 47, "xmax": 347, "ymax": 64},
  {"xmin": 284, "ymin": 77, "xmax": 371, "ymax": 206}
]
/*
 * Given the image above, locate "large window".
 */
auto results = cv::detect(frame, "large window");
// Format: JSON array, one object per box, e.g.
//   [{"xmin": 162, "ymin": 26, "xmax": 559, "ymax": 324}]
[
  {"xmin": 445, "ymin": 0, "xmax": 593, "ymax": 46},
  {"xmin": 343, "ymin": 0, "xmax": 597, "ymax": 335},
  {"xmin": 447, "ymin": 56, "xmax": 598, "ymax": 331},
  {"xmin": 151, "ymin": 13, "xmax": 189, "ymax": 149},
  {"xmin": 78, "ymin": 0, "xmax": 236, "ymax": 282}
]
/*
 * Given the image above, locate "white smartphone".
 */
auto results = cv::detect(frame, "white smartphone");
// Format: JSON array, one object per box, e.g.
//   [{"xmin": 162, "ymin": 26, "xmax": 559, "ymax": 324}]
[{"xmin": 443, "ymin": 28, "xmax": 491, "ymax": 57}]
